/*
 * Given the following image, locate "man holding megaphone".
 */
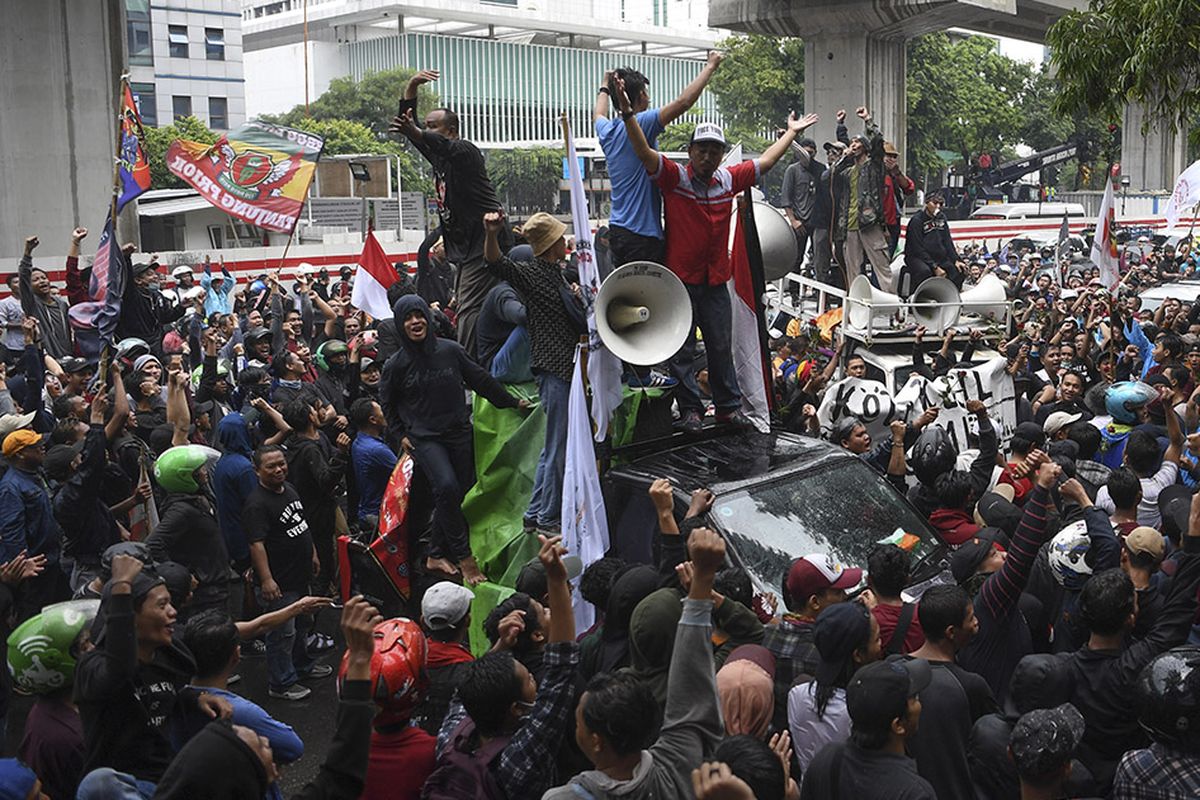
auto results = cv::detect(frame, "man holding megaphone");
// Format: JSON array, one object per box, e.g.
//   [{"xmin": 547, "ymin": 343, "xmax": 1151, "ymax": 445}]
[{"xmin": 614, "ymin": 78, "xmax": 819, "ymax": 433}]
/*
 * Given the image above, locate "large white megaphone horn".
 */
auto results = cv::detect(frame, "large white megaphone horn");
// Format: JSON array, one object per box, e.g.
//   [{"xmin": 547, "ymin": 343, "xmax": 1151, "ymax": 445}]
[
  {"xmin": 909, "ymin": 276, "xmax": 961, "ymax": 329},
  {"xmin": 847, "ymin": 275, "xmax": 904, "ymax": 331},
  {"xmin": 751, "ymin": 201, "xmax": 799, "ymax": 281},
  {"xmin": 595, "ymin": 262, "xmax": 693, "ymax": 366},
  {"xmin": 958, "ymin": 274, "xmax": 1009, "ymax": 322}
]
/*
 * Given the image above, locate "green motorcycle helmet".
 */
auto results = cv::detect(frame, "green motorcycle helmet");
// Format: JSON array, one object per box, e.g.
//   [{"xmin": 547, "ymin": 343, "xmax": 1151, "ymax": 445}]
[
  {"xmin": 315, "ymin": 339, "xmax": 349, "ymax": 372},
  {"xmin": 189, "ymin": 360, "xmax": 230, "ymax": 390},
  {"xmin": 7, "ymin": 598, "xmax": 101, "ymax": 695},
  {"xmin": 154, "ymin": 444, "xmax": 221, "ymax": 493}
]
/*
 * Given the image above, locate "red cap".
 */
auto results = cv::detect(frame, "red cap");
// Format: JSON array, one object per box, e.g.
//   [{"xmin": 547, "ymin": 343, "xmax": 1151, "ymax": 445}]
[{"xmin": 786, "ymin": 554, "xmax": 863, "ymax": 605}]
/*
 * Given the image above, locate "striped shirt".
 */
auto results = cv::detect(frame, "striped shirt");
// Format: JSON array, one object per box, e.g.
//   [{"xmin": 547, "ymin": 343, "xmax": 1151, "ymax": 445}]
[{"xmin": 655, "ymin": 157, "xmax": 760, "ymax": 286}]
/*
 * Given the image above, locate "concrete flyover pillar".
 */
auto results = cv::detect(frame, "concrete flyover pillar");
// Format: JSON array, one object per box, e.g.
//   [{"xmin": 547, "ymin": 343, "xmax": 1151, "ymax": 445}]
[
  {"xmin": 804, "ymin": 33, "xmax": 908, "ymax": 160},
  {"xmin": 1121, "ymin": 103, "xmax": 1188, "ymax": 193}
]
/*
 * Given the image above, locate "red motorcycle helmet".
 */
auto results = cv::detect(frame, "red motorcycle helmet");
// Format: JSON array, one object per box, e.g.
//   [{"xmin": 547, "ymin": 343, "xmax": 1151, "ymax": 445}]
[{"xmin": 339, "ymin": 617, "xmax": 429, "ymax": 726}]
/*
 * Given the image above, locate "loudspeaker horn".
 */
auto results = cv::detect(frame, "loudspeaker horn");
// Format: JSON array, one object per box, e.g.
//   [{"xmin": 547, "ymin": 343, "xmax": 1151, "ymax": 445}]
[
  {"xmin": 595, "ymin": 261, "xmax": 693, "ymax": 366},
  {"xmin": 958, "ymin": 274, "xmax": 1009, "ymax": 322},
  {"xmin": 909, "ymin": 277, "xmax": 962, "ymax": 329},
  {"xmin": 752, "ymin": 201, "xmax": 799, "ymax": 281},
  {"xmin": 847, "ymin": 275, "xmax": 904, "ymax": 330}
]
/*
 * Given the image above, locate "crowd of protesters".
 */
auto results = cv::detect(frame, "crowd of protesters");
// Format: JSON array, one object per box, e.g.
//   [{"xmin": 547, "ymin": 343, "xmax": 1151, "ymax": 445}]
[{"xmin": 2, "ymin": 56, "xmax": 1200, "ymax": 800}]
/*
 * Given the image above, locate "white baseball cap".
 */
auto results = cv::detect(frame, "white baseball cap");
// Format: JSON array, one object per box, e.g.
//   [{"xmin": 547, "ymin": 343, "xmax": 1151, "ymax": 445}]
[
  {"xmin": 421, "ymin": 581, "xmax": 474, "ymax": 631},
  {"xmin": 171, "ymin": 265, "xmax": 192, "ymax": 278},
  {"xmin": 1043, "ymin": 411, "xmax": 1083, "ymax": 437},
  {"xmin": 690, "ymin": 122, "xmax": 727, "ymax": 147}
]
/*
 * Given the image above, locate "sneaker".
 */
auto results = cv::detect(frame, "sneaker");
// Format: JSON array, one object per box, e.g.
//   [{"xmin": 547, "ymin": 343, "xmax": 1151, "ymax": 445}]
[
  {"xmin": 241, "ymin": 639, "xmax": 266, "ymax": 658},
  {"xmin": 299, "ymin": 663, "xmax": 334, "ymax": 680},
  {"xmin": 522, "ymin": 516, "xmax": 538, "ymax": 534},
  {"xmin": 269, "ymin": 683, "xmax": 312, "ymax": 701},
  {"xmin": 627, "ymin": 371, "xmax": 678, "ymax": 389},
  {"xmin": 227, "ymin": 673, "xmax": 242, "ymax": 686},
  {"xmin": 305, "ymin": 632, "xmax": 335, "ymax": 653},
  {"xmin": 715, "ymin": 409, "xmax": 755, "ymax": 430},
  {"xmin": 680, "ymin": 410, "xmax": 703, "ymax": 434}
]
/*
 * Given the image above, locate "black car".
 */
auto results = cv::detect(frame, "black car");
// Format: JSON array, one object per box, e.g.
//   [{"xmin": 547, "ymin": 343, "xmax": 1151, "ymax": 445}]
[{"xmin": 604, "ymin": 429, "xmax": 948, "ymax": 604}]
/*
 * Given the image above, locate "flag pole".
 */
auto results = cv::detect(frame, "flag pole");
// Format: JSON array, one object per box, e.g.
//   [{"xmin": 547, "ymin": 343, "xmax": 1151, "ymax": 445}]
[{"xmin": 110, "ymin": 73, "xmax": 129, "ymax": 231}]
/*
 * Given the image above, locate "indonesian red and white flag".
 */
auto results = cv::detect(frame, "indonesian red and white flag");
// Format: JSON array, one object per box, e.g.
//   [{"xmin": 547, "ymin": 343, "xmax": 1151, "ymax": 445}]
[
  {"xmin": 728, "ymin": 207, "xmax": 771, "ymax": 433},
  {"xmin": 1090, "ymin": 177, "xmax": 1121, "ymax": 289},
  {"xmin": 351, "ymin": 229, "xmax": 398, "ymax": 320}
]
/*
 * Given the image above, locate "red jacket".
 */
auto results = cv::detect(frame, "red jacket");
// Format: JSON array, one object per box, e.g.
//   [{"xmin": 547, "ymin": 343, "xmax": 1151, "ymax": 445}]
[
  {"xmin": 928, "ymin": 507, "xmax": 980, "ymax": 546},
  {"xmin": 883, "ymin": 172, "xmax": 915, "ymax": 227}
]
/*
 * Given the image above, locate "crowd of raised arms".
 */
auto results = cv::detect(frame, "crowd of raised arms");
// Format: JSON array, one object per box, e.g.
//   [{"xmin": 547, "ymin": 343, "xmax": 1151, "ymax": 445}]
[{"xmin": 2, "ymin": 56, "xmax": 1200, "ymax": 800}]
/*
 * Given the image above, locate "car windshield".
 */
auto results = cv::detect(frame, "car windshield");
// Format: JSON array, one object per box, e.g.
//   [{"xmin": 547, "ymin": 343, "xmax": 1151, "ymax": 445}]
[{"xmin": 713, "ymin": 458, "xmax": 937, "ymax": 599}]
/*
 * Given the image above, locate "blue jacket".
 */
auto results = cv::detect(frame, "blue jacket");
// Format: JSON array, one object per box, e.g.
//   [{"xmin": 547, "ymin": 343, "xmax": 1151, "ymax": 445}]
[
  {"xmin": 201, "ymin": 265, "xmax": 235, "ymax": 317},
  {"xmin": 211, "ymin": 413, "xmax": 257, "ymax": 562},
  {"xmin": 0, "ymin": 465, "xmax": 59, "ymax": 563},
  {"xmin": 351, "ymin": 433, "xmax": 396, "ymax": 523}
]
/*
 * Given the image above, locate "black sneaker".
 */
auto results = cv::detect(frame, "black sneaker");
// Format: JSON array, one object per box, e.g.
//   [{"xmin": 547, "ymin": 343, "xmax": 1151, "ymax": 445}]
[
  {"xmin": 715, "ymin": 409, "xmax": 756, "ymax": 430},
  {"xmin": 305, "ymin": 633, "xmax": 335, "ymax": 653},
  {"xmin": 241, "ymin": 639, "xmax": 266, "ymax": 658},
  {"xmin": 681, "ymin": 410, "xmax": 703, "ymax": 434}
]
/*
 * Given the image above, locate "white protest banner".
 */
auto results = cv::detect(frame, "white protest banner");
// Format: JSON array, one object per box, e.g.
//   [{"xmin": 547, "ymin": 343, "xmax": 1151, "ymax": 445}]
[
  {"xmin": 817, "ymin": 377, "xmax": 898, "ymax": 444},
  {"xmin": 896, "ymin": 357, "xmax": 1016, "ymax": 451}
]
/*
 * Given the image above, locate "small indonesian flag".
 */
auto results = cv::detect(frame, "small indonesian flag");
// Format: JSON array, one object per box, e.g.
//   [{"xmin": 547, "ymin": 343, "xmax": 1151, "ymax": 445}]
[{"xmin": 351, "ymin": 229, "xmax": 398, "ymax": 320}]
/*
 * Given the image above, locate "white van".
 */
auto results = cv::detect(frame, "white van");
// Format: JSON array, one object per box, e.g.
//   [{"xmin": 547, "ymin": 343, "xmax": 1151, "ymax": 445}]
[{"xmin": 969, "ymin": 202, "xmax": 1087, "ymax": 221}]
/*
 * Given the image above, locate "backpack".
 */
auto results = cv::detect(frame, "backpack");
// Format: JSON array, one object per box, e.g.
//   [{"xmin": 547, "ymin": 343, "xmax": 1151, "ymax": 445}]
[{"xmin": 420, "ymin": 718, "xmax": 510, "ymax": 800}]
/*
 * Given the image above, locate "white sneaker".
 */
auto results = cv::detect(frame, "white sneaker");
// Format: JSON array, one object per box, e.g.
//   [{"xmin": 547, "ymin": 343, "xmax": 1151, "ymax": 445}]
[{"xmin": 269, "ymin": 683, "xmax": 312, "ymax": 701}]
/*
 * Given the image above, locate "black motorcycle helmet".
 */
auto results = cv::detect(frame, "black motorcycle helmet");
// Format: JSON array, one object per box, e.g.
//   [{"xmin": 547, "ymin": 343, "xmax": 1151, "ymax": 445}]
[
  {"xmin": 1136, "ymin": 646, "xmax": 1200, "ymax": 753},
  {"xmin": 910, "ymin": 425, "xmax": 957, "ymax": 486}
]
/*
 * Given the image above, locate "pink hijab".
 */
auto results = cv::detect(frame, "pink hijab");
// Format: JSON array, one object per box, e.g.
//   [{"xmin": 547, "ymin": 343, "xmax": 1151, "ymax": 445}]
[{"xmin": 716, "ymin": 644, "xmax": 776, "ymax": 738}]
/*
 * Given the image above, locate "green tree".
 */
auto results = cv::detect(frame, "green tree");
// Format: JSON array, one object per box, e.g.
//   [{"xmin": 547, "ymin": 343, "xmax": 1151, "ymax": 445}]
[
  {"xmin": 1047, "ymin": 0, "xmax": 1200, "ymax": 146},
  {"xmin": 906, "ymin": 33, "xmax": 1033, "ymax": 181},
  {"xmin": 143, "ymin": 116, "xmax": 218, "ymax": 190},
  {"xmin": 708, "ymin": 35, "xmax": 805, "ymax": 149},
  {"xmin": 658, "ymin": 120, "xmax": 696, "ymax": 151},
  {"xmin": 271, "ymin": 68, "xmax": 440, "ymax": 139},
  {"xmin": 487, "ymin": 148, "xmax": 564, "ymax": 215}
]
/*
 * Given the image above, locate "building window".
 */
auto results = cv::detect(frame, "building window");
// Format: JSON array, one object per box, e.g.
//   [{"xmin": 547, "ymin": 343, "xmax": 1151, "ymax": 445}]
[
  {"xmin": 126, "ymin": 0, "xmax": 153, "ymax": 66},
  {"xmin": 209, "ymin": 97, "xmax": 228, "ymax": 130},
  {"xmin": 173, "ymin": 95, "xmax": 192, "ymax": 121},
  {"xmin": 205, "ymin": 28, "xmax": 225, "ymax": 60},
  {"xmin": 168, "ymin": 25, "xmax": 189, "ymax": 59},
  {"xmin": 131, "ymin": 82, "xmax": 157, "ymax": 126}
]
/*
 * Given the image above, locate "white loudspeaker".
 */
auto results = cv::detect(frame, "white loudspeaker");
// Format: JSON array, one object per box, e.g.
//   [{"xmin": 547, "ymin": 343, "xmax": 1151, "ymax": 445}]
[
  {"xmin": 847, "ymin": 275, "xmax": 904, "ymax": 330},
  {"xmin": 752, "ymin": 202, "xmax": 799, "ymax": 281},
  {"xmin": 595, "ymin": 262, "xmax": 694, "ymax": 366},
  {"xmin": 959, "ymin": 274, "xmax": 1009, "ymax": 322},
  {"xmin": 910, "ymin": 277, "xmax": 962, "ymax": 329}
]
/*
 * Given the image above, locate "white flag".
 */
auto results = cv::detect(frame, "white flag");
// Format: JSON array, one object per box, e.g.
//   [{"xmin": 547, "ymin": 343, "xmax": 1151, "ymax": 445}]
[
  {"xmin": 560, "ymin": 345, "xmax": 610, "ymax": 633},
  {"xmin": 1090, "ymin": 177, "xmax": 1121, "ymax": 289},
  {"xmin": 564, "ymin": 120, "xmax": 623, "ymax": 441},
  {"xmin": 1165, "ymin": 159, "xmax": 1200, "ymax": 230}
]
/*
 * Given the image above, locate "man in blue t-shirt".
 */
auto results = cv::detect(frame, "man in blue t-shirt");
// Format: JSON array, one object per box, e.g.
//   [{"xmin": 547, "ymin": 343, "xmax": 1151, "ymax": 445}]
[
  {"xmin": 594, "ymin": 52, "xmax": 723, "ymax": 266},
  {"xmin": 594, "ymin": 52, "xmax": 723, "ymax": 387},
  {"xmin": 349, "ymin": 397, "xmax": 398, "ymax": 526}
]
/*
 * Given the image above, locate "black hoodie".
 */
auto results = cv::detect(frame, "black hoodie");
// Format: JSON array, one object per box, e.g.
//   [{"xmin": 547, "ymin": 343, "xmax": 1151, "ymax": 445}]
[
  {"xmin": 75, "ymin": 591, "xmax": 202, "ymax": 783},
  {"xmin": 380, "ymin": 295, "xmax": 519, "ymax": 443}
]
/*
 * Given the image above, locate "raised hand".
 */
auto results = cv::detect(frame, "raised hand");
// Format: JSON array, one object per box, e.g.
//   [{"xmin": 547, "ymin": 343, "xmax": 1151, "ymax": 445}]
[
  {"xmin": 483, "ymin": 210, "xmax": 506, "ymax": 234},
  {"xmin": 856, "ymin": 106, "xmax": 870, "ymax": 120},
  {"xmin": 790, "ymin": 112, "xmax": 819, "ymax": 132},
  {"xmin": 72, "ymin": 228, "xmax": 88, "ymax": 244},
  {"xmin": 706, "ymin": 50, "xmax": 724, "ymax": 70}
]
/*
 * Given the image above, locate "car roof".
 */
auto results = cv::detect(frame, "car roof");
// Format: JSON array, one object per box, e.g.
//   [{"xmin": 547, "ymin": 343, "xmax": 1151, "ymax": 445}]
[{"xmin": 611, "ymin": 429, "xmax": 849, "ymax": 495}]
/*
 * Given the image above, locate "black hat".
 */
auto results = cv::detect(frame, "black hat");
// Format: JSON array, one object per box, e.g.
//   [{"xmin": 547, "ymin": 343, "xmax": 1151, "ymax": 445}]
[
  {"xmin": 59, "ymin": 356, "xmax": 93, "ymax": 375},
  {"xmin": 798, "ymin": 137, "xmax": 817, "ymax": 150},
  {"xmin": 193, "ymin": 400, "xmax": 215, "ymax": 415},
  {"xmin": 1005, "ymin": 653, "xmax": 1075, "ymax": 718},
  {"xmin": 132, "ymin": 261, "xmax": 159, "ymax": 276},
  {"xmin": 813, "ymin": 602, "xmax": 872, "ymax": 685},
  {"xmin": 514, "ymin": 553, "xmax": 584, "ymax": 599},
  {"xmin": 846, "ymin": 656, "xmax": 932, "ymax": 730},
  {"xmin": 44, "ymin": 440, "xmax": 85, "ymax": 481},
  {"xmin": 245, "ymin": 327, "xmax": 272, "ymax": 344},
  {"xmin": 1158, "ymin": 484, "xmax": 1193, "ymax": 542},
  {"xmin": 951, "ymin": 528, "xmax": 1002, "ymax": 584},
  {"xmin": 975, "ymin": 492, "xmax": 1022, "ymax": 537},
  {"xmin": 1009, "ymin": 703, "xmax": 1085, "ymax": 780}
]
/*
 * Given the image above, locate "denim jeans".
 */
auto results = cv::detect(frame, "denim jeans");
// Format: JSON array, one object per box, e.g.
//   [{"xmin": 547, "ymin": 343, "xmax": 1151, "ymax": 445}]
[
  {"xmin": 254, "ymin": 588, "xmax": 314, "ymax": 691},
  {"xmin": 76, "ymin": 768, "xmax": 156, "ymax": 800},
  {"xmin": 409, "ymin": 427, "xmax": 475, "ymax": 562},
  {"xmin": 527, "ymin": 371, "xmax": 570, "ymax": 526},
  {"xmin": 669, "ymin": 282, "xmax": 742, "ymax": 415}
]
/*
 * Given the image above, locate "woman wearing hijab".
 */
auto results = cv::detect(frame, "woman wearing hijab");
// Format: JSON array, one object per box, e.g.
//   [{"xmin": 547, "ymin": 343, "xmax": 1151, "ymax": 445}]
[{"xmin": 716, "ymin": 645, "xmax": 777, "ymax": 739}]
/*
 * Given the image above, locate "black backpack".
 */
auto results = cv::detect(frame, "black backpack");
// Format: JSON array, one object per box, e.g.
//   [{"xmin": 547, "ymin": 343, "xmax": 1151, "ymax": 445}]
[{"xmin": 420, "ymin": 718, "xmax": 510, "ymax": 800}]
